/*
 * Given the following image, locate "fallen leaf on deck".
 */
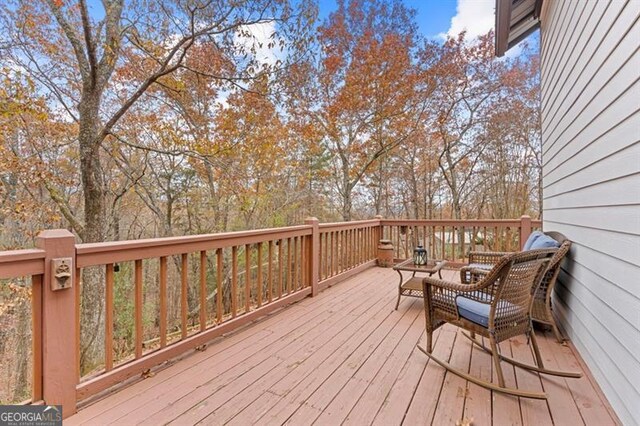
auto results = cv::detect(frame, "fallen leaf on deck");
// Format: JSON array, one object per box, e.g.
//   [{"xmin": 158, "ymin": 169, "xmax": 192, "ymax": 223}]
[{"xmin": 141, "ymin": 369, "xmax": 155, "ymax": 378}]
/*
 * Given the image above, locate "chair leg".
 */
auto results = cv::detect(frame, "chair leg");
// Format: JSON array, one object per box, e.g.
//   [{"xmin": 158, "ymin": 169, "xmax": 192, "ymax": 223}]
[
  {"xmin": 550, "ymin": 320, "xmax": 564, "ymax": 343},
  {"xmin": 395, "ymin": 292, "xmax": 401, "ymax": 310},
  {"xmin": 529, "ymin": 330, "xmax": 545, "ymax": 369},
  {"xmin": 425, "ymin": 331, "xmax": 433, "ymax": 353},
  {"xmin": 546, "ymin": 300, "xmax": 565, "ymax": 342},
  {"xmin": 489, "ymin": 336, "xmax": 505, "ymax": 388}
]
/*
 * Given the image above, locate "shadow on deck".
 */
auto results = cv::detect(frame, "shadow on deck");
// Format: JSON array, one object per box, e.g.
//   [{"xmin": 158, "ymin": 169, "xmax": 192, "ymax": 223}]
[{"xmin": 68, "ymin": 267, "xmax": 618, "ymax": 425}]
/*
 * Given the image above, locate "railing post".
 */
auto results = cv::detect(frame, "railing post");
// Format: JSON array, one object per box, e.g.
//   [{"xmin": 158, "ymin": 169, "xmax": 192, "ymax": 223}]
[
  {"xmin": 305, "ymin": 217, "xmax": 320, "ymax": 296},
  {"xmin": 375, "ymin": 215, "xmax": 384, "ymax": 241},
  {"xmin": 36, "ymin": 229, "xmax": 77, "ymax": 418},
  {"xmin": 520, "ymin": 215, "xmax": 532, "ymax": 250}
]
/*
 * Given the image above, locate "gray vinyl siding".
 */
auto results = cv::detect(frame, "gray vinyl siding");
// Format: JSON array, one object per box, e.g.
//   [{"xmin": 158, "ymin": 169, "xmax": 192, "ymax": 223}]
[{"xmin": 539, "ymin": 0, "xmax": 640, "ymax": 424}]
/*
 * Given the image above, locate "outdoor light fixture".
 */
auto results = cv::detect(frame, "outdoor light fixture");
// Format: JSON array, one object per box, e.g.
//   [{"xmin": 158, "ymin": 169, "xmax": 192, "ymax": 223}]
[{"xmin": 413, "ymin": 245, "xmax": 427, "ymax": 265}]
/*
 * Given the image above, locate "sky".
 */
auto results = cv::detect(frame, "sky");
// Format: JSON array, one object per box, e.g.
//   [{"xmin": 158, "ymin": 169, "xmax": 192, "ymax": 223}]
[
  {"xmin": 318, "ymin": 0, "xmax": 538, "ymax": 54},
  {"xmin": 318, "ymin": 0, "xmax": 488, "ymax": 39}
]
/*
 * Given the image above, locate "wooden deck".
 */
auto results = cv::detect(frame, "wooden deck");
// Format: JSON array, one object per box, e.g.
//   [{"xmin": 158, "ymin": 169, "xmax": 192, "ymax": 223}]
[{"xmin": 68, "ymin": 267, "xmax": 619, "ymax": 426}]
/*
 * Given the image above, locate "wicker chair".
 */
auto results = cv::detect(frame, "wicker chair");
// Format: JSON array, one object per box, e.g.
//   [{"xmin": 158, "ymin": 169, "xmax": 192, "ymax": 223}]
[
  {"xmin": 459, "ymin": 231, "xmax": 571, "ymax": 342},
  {"xmin": 419, "ymin": 249, "xmax": 581, "ymax": 399}
]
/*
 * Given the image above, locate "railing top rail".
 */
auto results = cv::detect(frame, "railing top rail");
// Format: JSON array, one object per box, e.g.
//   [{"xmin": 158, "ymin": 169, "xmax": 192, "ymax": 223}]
[
  {"xmin": 0, "ymin": 248, "xmax": 46, "ymax": 278},
  {"xmin": 380, "ymin": 219, "xmax": 541, "ymax": 227},
  {"xmin": 76, "ymin": 225, "xmax": 312, "ymax": 268},
  {"xmin": 318, "ymin": 219, "xmax": 380, "ymax": 231}
]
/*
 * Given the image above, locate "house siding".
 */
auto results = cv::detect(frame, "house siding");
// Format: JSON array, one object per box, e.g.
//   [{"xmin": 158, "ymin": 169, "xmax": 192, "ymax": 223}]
[{"xmin": 539, "ymin": 0, "xmax": 640, "ymax": 424}]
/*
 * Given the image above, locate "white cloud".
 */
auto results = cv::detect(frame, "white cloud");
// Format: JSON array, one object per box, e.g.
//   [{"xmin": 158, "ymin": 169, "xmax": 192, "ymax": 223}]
[
  {"xmin": 234, "ymin": 21, "xmax": 282, "ymax": 67},
  {"xmin": 442, "ymin": 0, "xmax": 526, "ymax": 58},
  {"xmin": 443, "ymin": 0, "xmax": 495, "ymax": 40}
]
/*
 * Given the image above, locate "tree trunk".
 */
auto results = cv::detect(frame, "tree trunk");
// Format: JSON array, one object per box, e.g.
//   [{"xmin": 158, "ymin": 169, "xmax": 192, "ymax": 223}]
[
  {"xmin": 341, "ymin": 159, "xmax": 352, "ymax": 221},
  {"xmin": 78, "ymin": 93, "xmax": 106, "ymax": 243},
  {"xmin": 77, "ymin": 91, "xmax": 108, "ymax": 373},
  {"xmin": 342, "ymin": 188, "xmax": 352, "ymax": 221}
]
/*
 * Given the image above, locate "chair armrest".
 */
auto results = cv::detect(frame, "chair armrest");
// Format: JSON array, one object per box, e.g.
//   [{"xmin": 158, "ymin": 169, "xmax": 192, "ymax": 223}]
[
  {"xmin": 468, "ymin": 267, "xmax": 490, "ymax": 276},
  {"xmin": 460, "ymin": 265, "xmax": 491, "ymax": 284},
  {"xmin": 423, "ymin": 276, "xmax": 490, "ymax": 293},
  {"xmin": 468, "ymin": 251, "xmax": 513, "ymax": 265}
]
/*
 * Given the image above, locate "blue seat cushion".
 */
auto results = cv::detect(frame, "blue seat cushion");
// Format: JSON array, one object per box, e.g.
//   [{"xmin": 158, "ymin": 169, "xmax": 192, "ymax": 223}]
[
  {"xmin": 529, "ymin": 233, "xmax": 560, "ymax": 249},
  {"xmin": 523, "ymin": 231, "xmax": 544, "ymax": 250},
  {"xmin": 455, "ymin": 296, "xmax": 517, "ymax": 327}
]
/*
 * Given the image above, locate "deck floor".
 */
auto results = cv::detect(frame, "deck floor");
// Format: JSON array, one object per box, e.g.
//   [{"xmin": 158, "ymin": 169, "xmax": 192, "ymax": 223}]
[{"xmin": 68, "ymin": 267, "xmax": 619, "ymax": 426}]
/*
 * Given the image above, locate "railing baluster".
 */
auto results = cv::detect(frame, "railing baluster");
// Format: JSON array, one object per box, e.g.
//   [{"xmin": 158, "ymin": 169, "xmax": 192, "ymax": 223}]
[
  {"xmin": 431, "ymin": 225, "xmax": 436, "ymax": 258},
  {"xmin": 105, "ymin": 263, "xmax": 114, "ymax": 370},
  {"xmin": 325, "ymin": 233, "xmax": 330, "ymax": 278},
  {"xmin": 355, "ymin": 229, "xmax": 359, "ymax": 265},
  {"xmin": 200, "ymin": 251, "xmax": 207, "ymax": 330},
  {"xmin": 159, "ymin": 257, "xmax": 167, "ymax": 347},
  {"xmin": 356, "ymin": 229, "xmax": 360, "ymax": 265},
  {"xmin": 350, "ymin": 229, "xmax": 354, "ymax": 268},
  {"xmin": 318, "ymin": 233, "xmax": 323, "ymax": 281},
  {"xmin": 257, "ymin": 243, "xmax": 263, "ymax": 308},
  {"xmin": 135, "ymin": 259, "xmax": 143, "ymax": 358},
  {"xmin": 404, "ymin": 227, "xmax": 408, "ymax": 260},
  {"xmin": 267, "ymin": 241, "xmax": 273, "ymax": 303},
  {"xmin": 32, "ymin": 274, "xmax": 43, "ymax": 401},
  {"xmin": 345, "ymin": 230, "xmax": 349, "ymax": 269},
  {"xmin": 245, "ymin": 244, "xmax": 251, "ymax": 313},
  {"xmin": 331, "ymin": 232, "xmax": 336, "ymax": 276},
  {"xmin": 471, "ymin": 226, "xmax": 476, "ymax": 253},
  {"xmin": 483, "ymin": 226, "xmax": 487, "ymax": 251},
  {"xmin": 342, "ymin": 230, "xmax": 346, "ymax": 271},
  {"xmin": 395, "ymin": 226, "xmax": 400, "ymax": 259},
  {"xmin": 216, "ymin": 248, "xmax": 223, "ymax": 324},
  {"xmin": 293, "ymin": 237, "xmax": 298, "ymax": 291},
  {"xmin": 278, "ymin": 240, "xmax": 283, "ymax": 299},
  {"xmin": 300, "ymin": 236, "xmax": 305, "ymax": 289},
  {"xmin": 74, "ymin": 267, "xmax": 80, "ymax": 383},
  {"xmin": 232, "ymin": 246, "xmax": 238, "ymax": 317},
  {"xmin": 365, "ymin": 227, "xmax": 369, "ymax": 261},
  {"xmin": 181, "ymin": 254, "xmax": 188, "ymax": 339},
  {"xmin": 286, "ymin": 238, "xmax": 292, "ymax": 294}
]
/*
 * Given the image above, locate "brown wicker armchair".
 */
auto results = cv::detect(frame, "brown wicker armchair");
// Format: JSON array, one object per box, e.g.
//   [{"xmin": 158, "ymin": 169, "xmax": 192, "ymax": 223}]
[
  {"xmin": 460, "ymin": 231, "xmax": 571, "ymax": 342},
  {"xmin": 419, "ymin": 249, "xmax": 581, "ymax": 399}
]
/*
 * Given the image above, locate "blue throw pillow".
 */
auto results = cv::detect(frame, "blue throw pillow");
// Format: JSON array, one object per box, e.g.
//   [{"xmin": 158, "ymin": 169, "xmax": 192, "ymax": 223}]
[
  {"xmin": 529, "ymin": 233, "xmax": 560, "ymax": 249},
  {"xmin": 523, "ymin": 231, "xmax": 544, "ymax": 250}
]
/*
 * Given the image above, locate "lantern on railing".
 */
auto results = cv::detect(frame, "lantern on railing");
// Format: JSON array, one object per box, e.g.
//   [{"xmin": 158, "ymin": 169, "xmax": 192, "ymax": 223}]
[{"xmin": 413, "ymin": 245, "xmax": 427, "ymax": 265}]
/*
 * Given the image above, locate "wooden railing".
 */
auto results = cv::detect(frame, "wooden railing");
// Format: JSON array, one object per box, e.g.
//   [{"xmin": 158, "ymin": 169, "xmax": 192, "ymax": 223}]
[
  {"xmin": 0, "ymin": 249, "xmax": 45, "ymax": 404},
  {"xmin": 74, "ymin": 224, "xmax": 315, "ymax": 401},
  {"xmin": 0, "ymin": 215, "xmax": 537, "ymax": 417},
  {"xmin": 380, "ymin": 217, "xmax": 541, "ymax": 267},
  {"xmin": 318, "ymin": 219, "xmax": 380, "ymax": 288}
]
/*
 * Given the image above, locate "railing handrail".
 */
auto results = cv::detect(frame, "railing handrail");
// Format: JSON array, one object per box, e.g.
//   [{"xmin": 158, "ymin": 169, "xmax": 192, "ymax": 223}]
[
  {"xmin": 318, "ymin": 219, "xmax": 380, "ymax": 231},
  {"xmin": 76, "ymin": 225, "xmax": 312, "ymax": 268},
  {"xmin": 0, "ymin": 248, "xmax": 46, "ymax": 278},
  {"xmin": 380, "ymin": 218, "xmax": 542, "ymax": 227}
]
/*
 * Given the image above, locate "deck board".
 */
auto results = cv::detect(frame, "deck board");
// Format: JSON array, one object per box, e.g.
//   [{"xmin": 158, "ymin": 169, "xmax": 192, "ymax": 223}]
[{"xmin": 68, "ymin": 267, "xmax": 620, "ymax": 426}]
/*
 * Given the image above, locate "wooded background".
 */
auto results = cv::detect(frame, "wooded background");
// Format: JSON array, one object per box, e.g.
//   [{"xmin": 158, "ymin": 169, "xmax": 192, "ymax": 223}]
[{"xmin": 0, "ymin": 0, "xmax": 541, "ymax": 402}]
